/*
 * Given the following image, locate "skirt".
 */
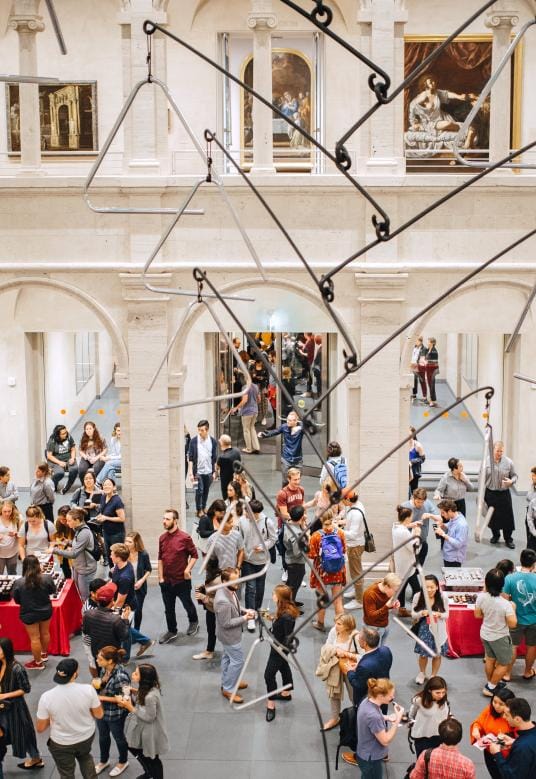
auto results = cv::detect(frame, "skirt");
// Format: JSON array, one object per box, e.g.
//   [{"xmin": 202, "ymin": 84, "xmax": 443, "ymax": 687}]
[
  {"xmin": 485, "ymin": 489, "xmax": 515, "ymax": 537},
  {"xmin": 414, "ymin": 621, "xmax": 448, "ymax": 657}
]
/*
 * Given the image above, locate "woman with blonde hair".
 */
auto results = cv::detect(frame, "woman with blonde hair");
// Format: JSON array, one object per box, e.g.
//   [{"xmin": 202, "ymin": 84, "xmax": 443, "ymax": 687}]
[
  {"xmin": 321, "ymin": 613, "xmax": 359, "ymax": 730},
  {"xmin": 125, "ymin": 531, "xmax": 152, "ymax": 630},
  {"xmin": 264, "ymin": 584, "xmax": 299, "ymax": 722},
  {"xmin": 0, "ymin": 500, "xmax": 21, "ymax": 574},
  {"xmin": 356, "ymin": 678, "xmax": 404, "ymax": 777},
  {"xmin": 308, "ymin": 477, "xmax": 344, "ymax": 534},
  {"xmin": 17, "ymin": 505, "xmax": 56, "ymax": 560}
]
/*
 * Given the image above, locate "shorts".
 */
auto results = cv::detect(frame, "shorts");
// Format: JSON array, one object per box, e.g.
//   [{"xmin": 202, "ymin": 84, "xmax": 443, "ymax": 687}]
[
  {"xmin": 510, "ymin": 624, "xmax": 536, "ymax": 647},
  {"xmin": 482, "ymin": 635, "xmax": 514, "ymax": 666}
]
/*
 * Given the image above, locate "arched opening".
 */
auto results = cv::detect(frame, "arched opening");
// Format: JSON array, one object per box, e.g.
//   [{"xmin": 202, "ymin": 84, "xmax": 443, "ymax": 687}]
[{"xmin": 0, "ymin": 278, "xmax": 128, "ymax": 492}]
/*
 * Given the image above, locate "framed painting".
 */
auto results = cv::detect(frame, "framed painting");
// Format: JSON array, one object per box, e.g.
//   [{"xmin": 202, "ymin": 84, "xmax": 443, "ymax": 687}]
[
  {"xmin": 241, "ymin": 49, "xmax": 314, "ymax": 169},
  {"xmin": 6, "ymin": 81, "xmax": 98, "ymax": 153},
  {"xmin": 403, "ymin": 36, "xmax": 522, "ymax": 170}
]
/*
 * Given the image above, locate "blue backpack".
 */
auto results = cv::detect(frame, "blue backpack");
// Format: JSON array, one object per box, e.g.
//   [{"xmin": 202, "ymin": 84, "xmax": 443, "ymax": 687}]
[
  {"xmin": 330, "ymin": 457, "xmax": 348, "ymax": 489},
  {"xmin": 320, "ymin": 531, "xmax": 345, "ymax": 573}
]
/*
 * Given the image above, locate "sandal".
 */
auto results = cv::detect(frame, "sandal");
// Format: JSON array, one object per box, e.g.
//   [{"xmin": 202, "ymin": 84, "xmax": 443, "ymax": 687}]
[
  {"xmin": 322, "ymin": 719, "xmax": 340, "ymax": 731},
  {"xmin": 522, "ymin": 669, "xmax": 535, "ymax": 680},
  {"xmin": 312, "ymin": 621, "xmax": 326, "ymax": 632}
]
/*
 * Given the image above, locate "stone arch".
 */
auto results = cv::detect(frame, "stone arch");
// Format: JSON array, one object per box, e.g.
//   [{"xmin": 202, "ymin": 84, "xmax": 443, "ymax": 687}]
[
  {"xmin": 189, "ymin": 0, "xmax": 349, "ymax": 30},
  {"xmin": 399, "ymin": 278, "xmax": 533, "ymax": 370},
  {"xmin": 0, "ymin": 276, "xmax": 129, "ymax": 377},
  {"xmin": 168, "ymin": 273, "xmax": 351, "ymax": 371}
]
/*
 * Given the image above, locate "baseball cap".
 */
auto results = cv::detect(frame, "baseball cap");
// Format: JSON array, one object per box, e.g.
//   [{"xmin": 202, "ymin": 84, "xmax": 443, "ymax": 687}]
[
  {"xmin": 95, "ymin": 581, "xmax": 117, "ymax": 604},
  {"xmin": 341, "ymin": 487, "xmax": 357, "ymax": 501},
  {"xmin": 53, "ymin": 658, "xmax": 78, "ymax": 685}
]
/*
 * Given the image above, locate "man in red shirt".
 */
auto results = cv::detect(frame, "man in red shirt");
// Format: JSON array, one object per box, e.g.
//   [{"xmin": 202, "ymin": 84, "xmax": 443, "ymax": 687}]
[
  {"xmin": 158, "ymin": 508, "xmax": 199, "ymax": 644},
  {"xmin": 276, "ymin": 467, "xmax": 305, "ymax": 581}
]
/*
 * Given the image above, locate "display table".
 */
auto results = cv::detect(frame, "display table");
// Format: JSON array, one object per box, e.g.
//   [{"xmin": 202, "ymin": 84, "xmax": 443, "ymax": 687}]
[
  {"xmin": 447, "ymin": 606, "xmax": 525, "ymax": 658},
  {"xmin": 0, "ymin": 579, "xmax": 82, "ymax": 656}
]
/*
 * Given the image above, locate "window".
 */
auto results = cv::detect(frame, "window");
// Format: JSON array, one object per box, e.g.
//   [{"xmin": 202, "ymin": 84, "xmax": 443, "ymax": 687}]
[
  {"xmin": 462, "ymin": 334, "xmax": 478, "ymax": 388},
  {"xmin": 75, "ymin": 332, "xmax": 96, "ymax": 394}
]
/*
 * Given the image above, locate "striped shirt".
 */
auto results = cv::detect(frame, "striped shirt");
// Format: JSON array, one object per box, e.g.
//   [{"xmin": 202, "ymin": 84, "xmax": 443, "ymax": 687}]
[{"xmin": 209, "ymin": 530, "xmax": 244, "ymax": 570}]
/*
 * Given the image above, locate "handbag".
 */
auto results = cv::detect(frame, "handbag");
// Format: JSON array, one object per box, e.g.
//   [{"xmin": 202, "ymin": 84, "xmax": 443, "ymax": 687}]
[
  {"xmin": 338, "ymin": 657, "xmax": 354, "ymax": 675},
  {"xmin": 410, "ymin": 616, "xmax": 426, "ymax": 637},
  {"xmin": 362, "ymin": 514, "xmax": 376, "ymax": 554}
]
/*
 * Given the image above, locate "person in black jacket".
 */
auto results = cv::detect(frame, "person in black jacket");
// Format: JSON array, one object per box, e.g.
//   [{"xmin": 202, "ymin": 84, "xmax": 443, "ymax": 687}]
[
  {"xmin": 187, "ymin": 420, "xmax": 218, "ymax": 518},
  {"xmin": 125, "ymin": 531, "xmax": 152, "ymax": 630},
  {"xmin": 82, "ymin": 581, "xmax": 130, "ymax": 661},
  {"xmin": 12, "ymin": 555, "xmax": 55, "ymax": 670},
  {"xmin": 193, "ymin": 500, "xmax": 226, "ymax": 661},
  {"xmin": 264, "ymin": 584, "xmax": 299, "ymax": 722}
]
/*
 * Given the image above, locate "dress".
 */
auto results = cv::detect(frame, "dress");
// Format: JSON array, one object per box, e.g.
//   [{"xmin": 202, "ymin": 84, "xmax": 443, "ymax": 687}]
[
  {"xmin": 308, "ymin": 529, "xmax": 346, "ymax": 589},
  {"xmin": 411, "ymin": 591, "xmax": 449, "ymax": 657},
  {"xmin": 1, "ymin": 662, "xmax": 39, "ymax": 759}
]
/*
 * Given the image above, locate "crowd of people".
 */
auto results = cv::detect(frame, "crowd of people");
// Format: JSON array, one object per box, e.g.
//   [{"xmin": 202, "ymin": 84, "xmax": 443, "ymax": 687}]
[{"xmin": 0, "ymin": 406, "xmax": 535, "ymax": 779}]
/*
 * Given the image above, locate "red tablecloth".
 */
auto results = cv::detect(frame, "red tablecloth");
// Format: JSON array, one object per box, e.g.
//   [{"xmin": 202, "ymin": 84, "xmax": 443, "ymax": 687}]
[
  {"xmin": 0, "ymin": 579, "xmax": 82, "ymax": 656},
  {"xmin": 447, "ymin": 606, "xmax": 526, "ymax": 658}
]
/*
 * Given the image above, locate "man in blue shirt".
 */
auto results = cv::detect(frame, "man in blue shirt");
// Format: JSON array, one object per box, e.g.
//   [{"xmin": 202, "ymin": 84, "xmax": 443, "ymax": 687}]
[
  {"xmin": 403, "ymin": 487, "xmax": 437, "ymax": 564},
  {"xmin": 489, "ymin": 697, "xmax": 536, "ymax": 778},
  {"xmin": 430, "ymin": 499, "xmax": 469, "ymax": 567},
  {"xmin": 259, "ymin": 411, "xmax": 304, "ymax": 479},
  {"xmin": 503, "ymin": 549, "xmax": 536, "ymax": 680}
]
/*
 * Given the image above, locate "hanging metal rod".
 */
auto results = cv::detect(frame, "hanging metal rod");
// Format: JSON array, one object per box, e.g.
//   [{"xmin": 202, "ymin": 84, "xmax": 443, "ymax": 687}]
[{"xmin": 44, "ymin": 0, "xmax": 67, "ymax": 55}]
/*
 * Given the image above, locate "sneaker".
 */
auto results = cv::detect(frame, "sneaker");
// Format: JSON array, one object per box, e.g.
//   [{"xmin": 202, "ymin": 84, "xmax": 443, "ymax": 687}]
[
  {"xmin": 415, "ymin": 672, "xmax": 426, "ymax": 684},
  {"xmin": 192, "ymin": 651, "xmax": 214, "ymax": 660},
  {"xmin": 158, "ymin": 630, "xmax": 178, "ymax": 644},
  {"xmin": 247, "ymin": 619, "xmax": 256, "ymax": 632},
  {"xmin": 95, "ymin": 763, "xmax": 110, "ymax": 775},
  {"xmin": 186, "ymin": 622, "xmax": 199, "ymax": 637},
  {"xmin": 344, "ymin": 599, "xmax": 361, "ymax": 611},
  {"xmin": 281, "ymin": 571, "xmax": 288, "ymax": 582},
  {"xmin": 135, "ymin": 639, "xmax": 155, "ymax": 658},
  {"xmin": 482, "ymin": 684, "xmax": 496, "ymax": 698},
  {"xmin": 41, "ymin": 653, "xmax": 49, "ymax": 662},
  {"xmin": 24, "ymin": 660, "xmax": 45, "ymax": 670},
  {"xmin": 261, "ymin": 418, "xmax": 266, "ymax": 425},
  {"xmin": 343, "ymin": 590, "xmax": 354, "ymax": 599},
  {"xmin": 341, "ymin": 752, "xmax": 357, "ymax": 766},
  {"xmin": 109, "ymin": 763, "xmax": 129, "ymax": 777}
]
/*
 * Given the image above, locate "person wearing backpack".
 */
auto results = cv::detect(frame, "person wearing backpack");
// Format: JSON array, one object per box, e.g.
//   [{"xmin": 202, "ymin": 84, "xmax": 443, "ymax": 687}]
[
  {"xmin": 308, "ymin": 513, "xmax": 346, "ymax": 632},
  {"xmin": 51, "ymin": 507, "xmax": 97, "ymax": 601},
  {"xmin": 409, "ymin": 717, "xmax": 476, "ymax": 779},
  {"xmin": 319, "ymin": 442, "xmax": 348, "ymax": 490}
]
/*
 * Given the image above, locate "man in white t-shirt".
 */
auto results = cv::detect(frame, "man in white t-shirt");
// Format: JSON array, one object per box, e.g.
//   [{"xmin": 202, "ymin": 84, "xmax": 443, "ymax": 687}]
[{"xmin": 36, "ymin": 658, "xmax": 103, "ymax": 778}]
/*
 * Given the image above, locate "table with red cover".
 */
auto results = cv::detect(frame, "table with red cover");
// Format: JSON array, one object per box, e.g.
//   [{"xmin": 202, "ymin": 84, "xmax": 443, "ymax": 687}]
[
  {"xmin": 447, "ymin": 606, "xmax": 525, "ymax": 658},
  {"xmin": 0, "ymin": 579, "xmax": 82, "ymax": 656}
]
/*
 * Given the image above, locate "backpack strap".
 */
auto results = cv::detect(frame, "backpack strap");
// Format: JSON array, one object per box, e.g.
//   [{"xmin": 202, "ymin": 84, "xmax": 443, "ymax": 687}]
[{"xmin": 424, "ymin": 747, "xmax": 434, "ymax": 779}]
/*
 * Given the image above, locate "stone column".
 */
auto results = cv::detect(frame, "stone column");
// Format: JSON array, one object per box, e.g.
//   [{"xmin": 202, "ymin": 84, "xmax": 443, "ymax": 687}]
[
  {"xmin": 120, "ymin": 273, "xmax": 178, "ymax": 553},
  {"xmin": 485, "ymin": 3, "xmax": 519, "ymax": 164},
  {"xmin": 355, "ymin": 272, "xmax": 409, "ymax": 554},
  {"xmin": 247, "ymin": 0, "xmax": 277, "ymax": 173},
  {"xmin": 356, "ymin": 0, "xmax": 407, "ymax": 175},
  {"xmin": 118, "ymin": 0, "xmax": 169, "ymax": 174},
  {"xmin": 8, "ymin": 0, "xmax": 45, "ymax": 171}
]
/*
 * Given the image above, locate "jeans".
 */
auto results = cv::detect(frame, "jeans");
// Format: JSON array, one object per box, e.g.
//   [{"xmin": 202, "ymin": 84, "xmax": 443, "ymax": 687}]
[
  {"xmin": 97, "ymin": 460, "xmax": 120, "ymax": 486},
  {"xmin": 286, "ymin": 563, "xmax": 305, "ymax": 602},
  {"xmin": 72, "ymin": 569, "xmax": 96, "ymax": 602},
  {"xmin": 221, "ymin": 642, "xmax": 245, "ymax": 692},
  {"xmin": 78, "ymin": 458, "xmax": 104, "ymax": 483},
  {"xmin": 160, "ymin": 580, "xmax": 198, "ymax": 632},
  {"xmin": 102, "ymin": 530, "xmax": 125, "ymax": 563},
  {"xmin": 134, "ymin": 589, "xmax": 146, "ymax": 630},
  {"xmin": 97, "ymin": 715, "xmax": 128, "ymax": 764},
  {"xmin": 195, "ymin": 473, "xmax": 213, "ymax": 512},
  {"xmin": 48, "ymin": 734, "xmax": 97, "ymax": 779},
  {"xmin": 443, "ymin": 560, "xmax": 462, "ymax": 567},
  {"xmin": 399, "ymin": 571, "xmax": 421, "ymax": 609},
  {"xmin": 281, "ymin": 458, "xmax": 303, "ymax": 482},
  {"xmin": 206, "ymin": 609, "xmax": 216, "ymax": 652},
  {"xmin": 414, "ymin": 735, "xmax": 441, "ymax": 757},
  {"xmin": 129, "ymin": 747, "xmax": 163, "ymax": 779},
  {"xmin": 264, "ymin": 648, "xmax": 293, "ymax": 698},
  {"xmin": 0, "ymin": 554, "xmax": 18, "ymax": 574},
  {"xmin": 52, "ymin": 462, "xmax": 79, "ymax": 492},
  {"xmin": 242, "ymin": 561, "xmax": 266, "ymax": 610},
  {"xmin": 356, "ymin": 756, "xmax": 384, "ymax": 779}
]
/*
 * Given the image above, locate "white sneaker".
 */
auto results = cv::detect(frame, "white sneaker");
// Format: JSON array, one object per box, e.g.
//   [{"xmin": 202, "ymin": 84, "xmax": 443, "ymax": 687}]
[
  {"xmin": 261, "ymin": 418, "xmax": 266, "ymax": 425},
  {"xmin": 415, "ymin": 672, "xmax": 426, "ymax": 685},
  {"xmin": 281, "ymin": 571, "xmax": 288, "ymax": 582},
  {"xmin": 344, "ymin": 599, "xmax": 362, "ymax": 610},
  {"xmin": 247, "ymin": 619, "xmax": 256, "ymax": 632},
  {"xmin": 301, "ymin": 581, "xmax": 307, "ymax": 587},
  {"xmin": 343, "ymin": 590, "xmax": 354, "ymax": 599}
]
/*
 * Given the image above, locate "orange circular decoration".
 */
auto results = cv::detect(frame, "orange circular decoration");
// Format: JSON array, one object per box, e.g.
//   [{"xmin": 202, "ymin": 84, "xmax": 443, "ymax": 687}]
[
  {"xmin": 60, "ymin": 409, "xmax": 66, "ymax": 415},
  {"xmin": 442, "ymin": 412, "xmax": 449, "ymax": 418},
  {"xmin": 482, "ymin": 412, "xmax": 489, "ymax": 419},
  {"xmin": 116, "ymin": 409, "xmax": 121, "ymax": 415},
  {"xmin": 79, "ymin": 409, "xmax": 86, "ymax": 415},
  {"xmin": 423, "ymin": 411, "xmax": 430, "ymax": 418},
  {"xmin": 460, "ymin": 411, "xmax": 469, "ymax": 418}
]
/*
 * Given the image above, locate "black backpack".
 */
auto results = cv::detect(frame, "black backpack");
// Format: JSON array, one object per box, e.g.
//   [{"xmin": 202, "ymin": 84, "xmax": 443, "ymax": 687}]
[
  {"xmin": 403, "ymin": 747, "xmax": 434, "ymax": 779},
  {"xmin": 335, "ymin": 706, "xmax": 357, "ymax": 770},
  {"xmin": 83, "ymin": 524, "xmax": 104, "ymax": 562}
]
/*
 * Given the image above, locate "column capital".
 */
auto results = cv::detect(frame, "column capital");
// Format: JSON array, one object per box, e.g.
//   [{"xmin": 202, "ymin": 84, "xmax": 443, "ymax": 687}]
[
  {"xmin": 8, "ymin": 15, "xmax": 45, "ymax": 34},
  {"xmin": 247, "ymin": 11, "xmax": 278, "ymax": 29},
  {"xmin": 118, "ymin": 0, "xmax": 167, "ymax": 25},
  {"xmin": 358, "ymin": 0, "xmax": 408, "ymax": 25},
  {"xmin": 485, "ymin": 6, "xmax": 519, "ymax": 30}
]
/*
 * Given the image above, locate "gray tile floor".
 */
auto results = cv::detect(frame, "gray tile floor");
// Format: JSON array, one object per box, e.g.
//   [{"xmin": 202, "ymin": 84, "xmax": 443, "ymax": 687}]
[{"xmin": 7, "ymin": 383, "xmax": 534, "ymax": 778}]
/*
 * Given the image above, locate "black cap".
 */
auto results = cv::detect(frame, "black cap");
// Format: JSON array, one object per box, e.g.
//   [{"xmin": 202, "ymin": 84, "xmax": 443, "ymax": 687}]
[{"xmin": 53, "ymin": 658, "xmax": 78, "ymax": 685}]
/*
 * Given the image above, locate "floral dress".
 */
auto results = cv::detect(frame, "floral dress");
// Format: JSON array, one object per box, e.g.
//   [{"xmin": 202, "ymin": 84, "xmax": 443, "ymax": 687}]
[{"xmin": 308, "ymin": 529, "xmax": 346, "ymax": 589}]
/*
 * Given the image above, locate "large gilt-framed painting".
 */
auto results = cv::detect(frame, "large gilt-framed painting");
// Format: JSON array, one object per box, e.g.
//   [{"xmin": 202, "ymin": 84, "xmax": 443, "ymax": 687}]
[
  {"xmin": 241, "ymin": 49, "xmax": 313, "ymax": 168},
  {"xmin": 404, "ymin": 36, "xmax": 522, "ymax": 170},
  {"xmin": 6, "ymin": 81, "xmax": 98, "ymax": 153}
]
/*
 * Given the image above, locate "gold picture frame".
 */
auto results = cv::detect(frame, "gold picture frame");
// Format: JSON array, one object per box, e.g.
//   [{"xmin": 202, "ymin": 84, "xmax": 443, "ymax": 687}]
[
  {"xmin": 240, "ymin": 48, "xmax": 314, "ymax": 170},
  {"xmin": 403, "ymin": 35, "xmax": 523, "ymax": 169},
  {"xmin": 6, "ymin": 81, "xmax": 98, "ymax": 154}
]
